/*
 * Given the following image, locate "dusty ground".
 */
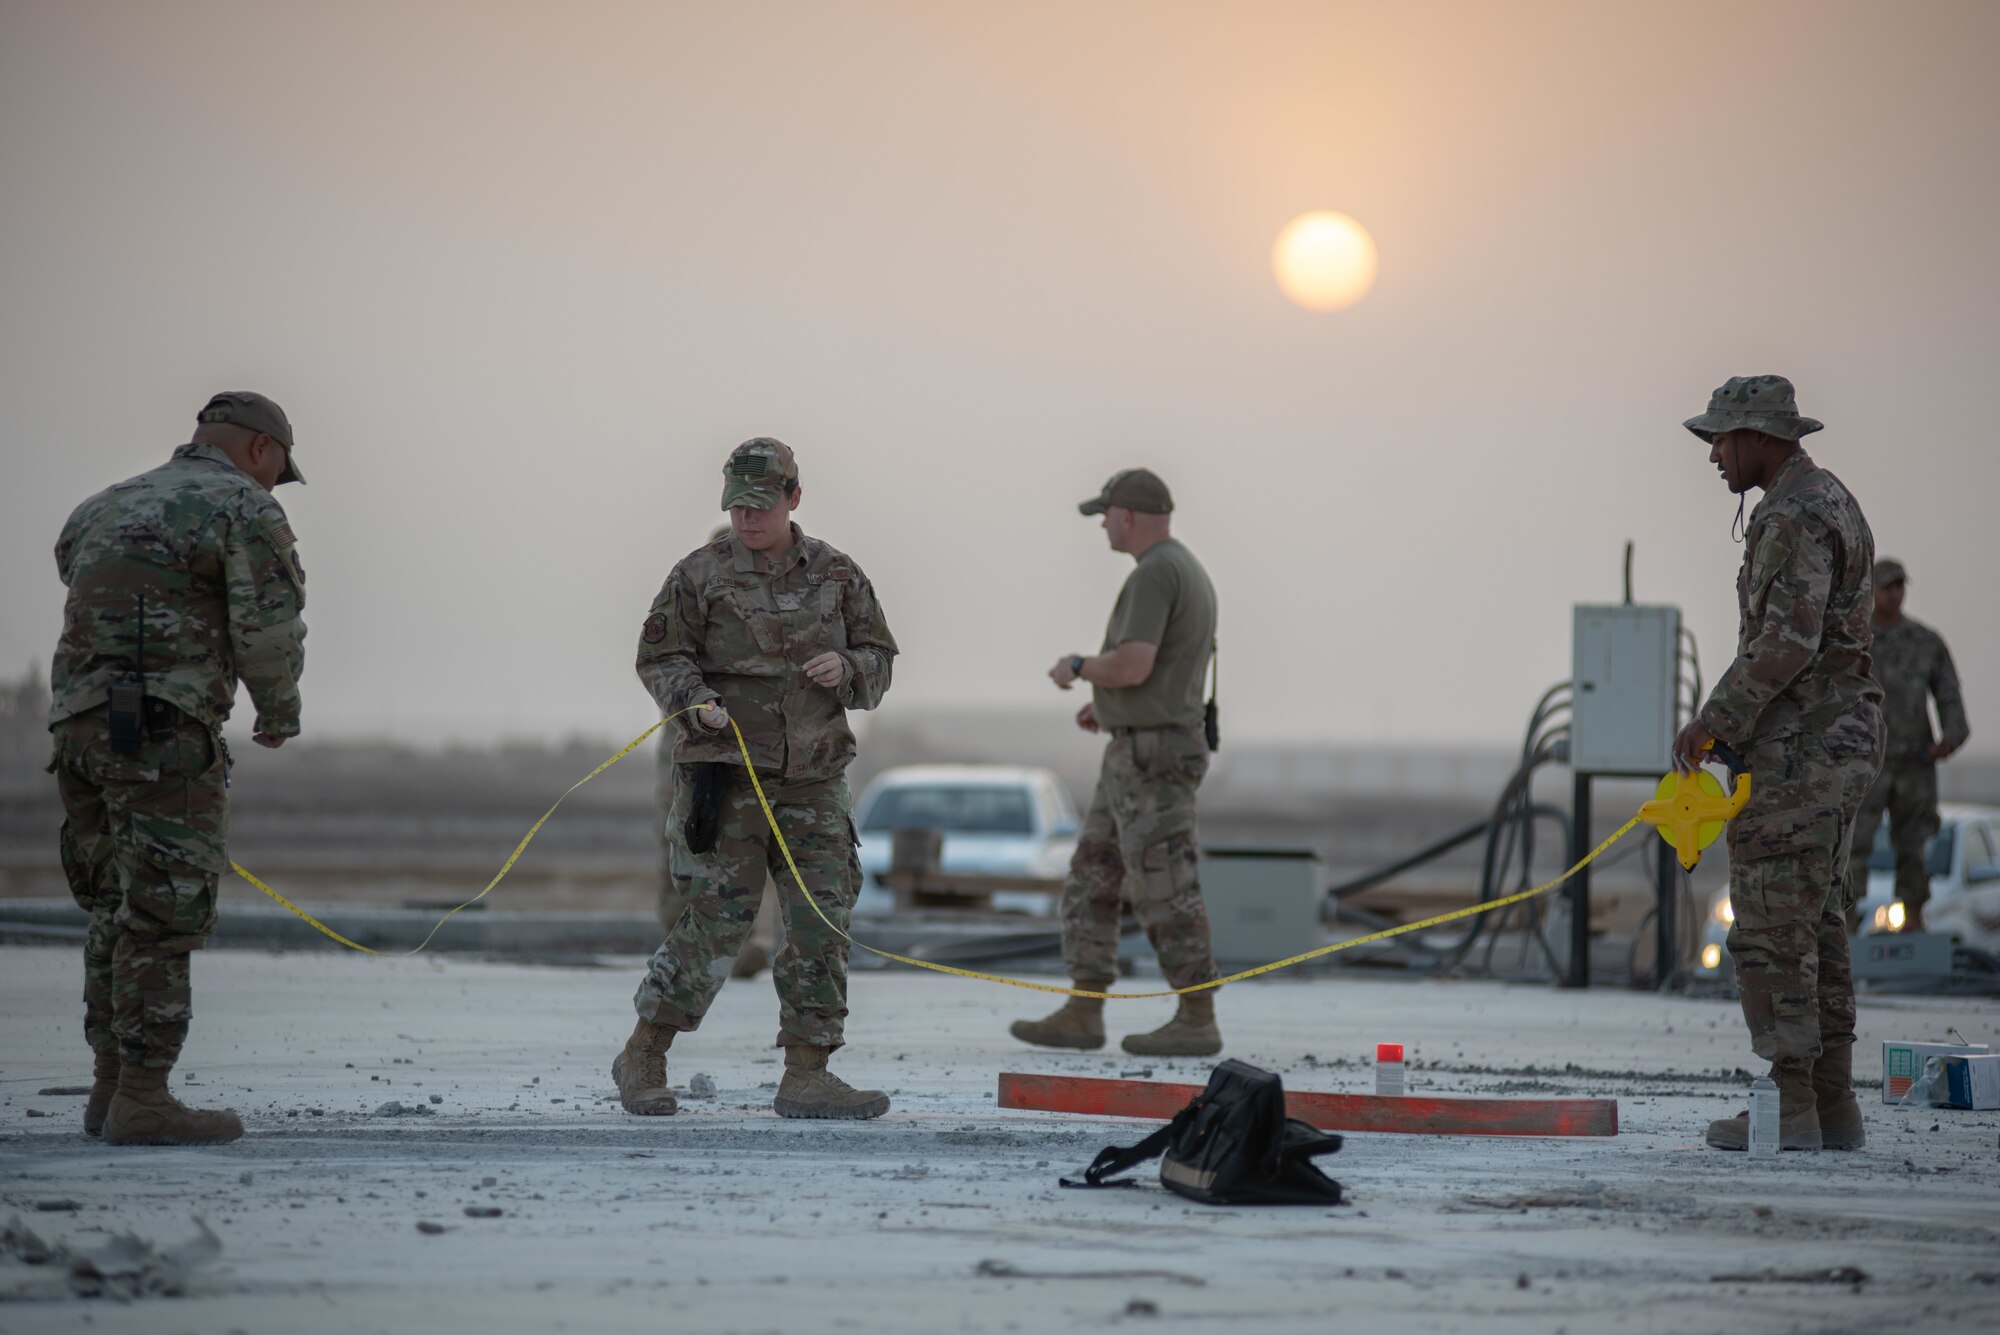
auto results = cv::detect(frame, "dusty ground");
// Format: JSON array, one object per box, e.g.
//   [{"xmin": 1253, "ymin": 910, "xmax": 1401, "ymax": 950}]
[{"xmin": 3, "ymin": 946, "xmax": 1999, "ymax": 1335}]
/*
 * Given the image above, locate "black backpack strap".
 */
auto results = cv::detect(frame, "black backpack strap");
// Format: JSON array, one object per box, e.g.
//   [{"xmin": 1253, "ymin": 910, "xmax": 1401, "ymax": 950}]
[
  {"xmin": 1060, "ymin": 1106, "xmax": 1193, "ymax": 1189},
  {"xmin": 1277, "ymin": 1121, "xmax": 1343, "ymax": 1163}
]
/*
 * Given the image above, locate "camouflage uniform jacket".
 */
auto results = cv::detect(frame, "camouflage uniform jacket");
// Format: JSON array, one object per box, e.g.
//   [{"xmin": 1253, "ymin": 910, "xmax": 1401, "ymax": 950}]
[
  {"xmin": 1697, "ymin": 451, "xmax": 1881, "ymax": 746},
  {"xmin": 636, "ymin": 526, "xmax": 895, "ymax": 781},
  {"xmin": 49, "ymin": 442, "xmax": 307, "ymax": 737},
  {"xmin": 1871, "ymin": 615, "xmax": 1970, "ymax": 762}
]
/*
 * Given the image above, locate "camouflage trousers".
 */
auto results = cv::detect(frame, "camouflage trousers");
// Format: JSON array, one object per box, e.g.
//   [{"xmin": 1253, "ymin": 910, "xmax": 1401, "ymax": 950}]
[
  {"xmin": 1845, "ymin": 758, "xmax": 1939, "ymax": 926},
  {"xmin": 635, "ymin": 771, "xmax": 857, "ymax": 1048},
  {"xmin": 658, "ymin": 756, "xmax": 780, "ymax": 950},
  {"xmin": 1061, "ymin": 723, "xmax": 1219, "ymax": 991},
  {"xmin": 51, "ymin": 709, "xmax": 227, "ymax": 1071},
  {"xmin": 1724, "ymin": 718, "xmax": 1882, "ymax": 1067}
]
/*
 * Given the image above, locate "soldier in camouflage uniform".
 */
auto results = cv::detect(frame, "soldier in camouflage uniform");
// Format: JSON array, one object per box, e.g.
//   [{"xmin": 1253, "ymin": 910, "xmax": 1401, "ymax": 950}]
[
  {"xmin": 1844, "ymin": 558, "xmax": 1971, "ymax": 933},
  {"xmin": 614, "ymin": 438, "xmax": 897, "ymax": 1120},
  {"xmin": 1012, "ymin": 468, "xmax": 1223, "ymax": 1057},
  {"xmin": 1672, "ymin": 376, "xmax": 1884, "ymax": 1152},
  {"xmin": 656, "ymin": 524, "xmax": 779, "ymax": 977},
  {"xmin": 48, "ymin": 391, "xmax": 308, "ymax": 1146}
]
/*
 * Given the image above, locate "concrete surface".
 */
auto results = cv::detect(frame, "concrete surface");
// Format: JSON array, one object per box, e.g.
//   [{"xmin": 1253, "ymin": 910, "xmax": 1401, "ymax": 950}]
[{"xmin": 3, "ymin": 946, "xmax": 1999, "ymax": 1334}]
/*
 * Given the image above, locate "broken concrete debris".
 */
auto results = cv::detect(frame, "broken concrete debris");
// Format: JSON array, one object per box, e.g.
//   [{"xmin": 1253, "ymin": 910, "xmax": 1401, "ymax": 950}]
[{"xmin": 2, "ymin": 1213, "xmax": 223, "ymax": 1301}]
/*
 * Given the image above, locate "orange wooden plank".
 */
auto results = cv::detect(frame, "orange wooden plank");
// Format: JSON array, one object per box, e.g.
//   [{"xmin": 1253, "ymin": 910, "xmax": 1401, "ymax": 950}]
[{"xmin": 997, "ymin": 1072, "xmax": 1618, "ymax": 1137}]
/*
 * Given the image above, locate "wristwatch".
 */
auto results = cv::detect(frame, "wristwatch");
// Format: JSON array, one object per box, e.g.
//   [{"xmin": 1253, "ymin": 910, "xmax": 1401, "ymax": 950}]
[{"xmin": 1069, "ymin": 655, "xmax": 1086, "ymax": 678}]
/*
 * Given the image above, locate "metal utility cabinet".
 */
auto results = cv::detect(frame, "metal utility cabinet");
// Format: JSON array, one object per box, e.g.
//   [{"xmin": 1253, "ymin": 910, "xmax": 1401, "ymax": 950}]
[
  {"xmin": 1571, "ymin": 605, "xmax": 1681, "ymax": 775},
  {"xmin": 1202, "ymin": 847, "xmax": 1324, "ymax": 968},
  {"xmin": 1566, "ymin": 603, "xmax": 1683, "ymax": 988}
]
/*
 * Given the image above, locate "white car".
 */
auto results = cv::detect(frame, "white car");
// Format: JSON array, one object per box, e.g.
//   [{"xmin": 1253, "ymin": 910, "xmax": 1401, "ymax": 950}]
[
  {"xmin": 853, "ymin": 765, "xmax": 1080, "ymax": 914},
  {"xmin": 1695, "ymin": 802, "xmax": 2000, "ymax": 978}
]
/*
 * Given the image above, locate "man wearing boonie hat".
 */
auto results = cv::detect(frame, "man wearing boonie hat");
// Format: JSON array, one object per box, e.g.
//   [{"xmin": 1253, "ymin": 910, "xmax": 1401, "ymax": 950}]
[
  {"xmin": 1011, "ymin": 467, "xmax": 1225, "ymax": 1057},
  {"xmin": 46, "ymin": 390, "xmax": 309, "ymax": 1146},
  {"xmin": 1844, "ymin": 557, "xmax": 1971, "ymax": 934},
  {"xmin": 617, "ymin": 437, "xmax": 899, "ymax": 1120},
  {"xmin": 1669, "ymin": 376, "xmax": 1884, "ymax": 1153}
]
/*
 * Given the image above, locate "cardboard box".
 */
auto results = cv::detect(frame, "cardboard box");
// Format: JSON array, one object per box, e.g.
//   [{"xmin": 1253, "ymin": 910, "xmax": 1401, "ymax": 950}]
[
  {"xmin": 1939, "ymin": 1054, "xmax": 2000, "ymax": 1111},
  {"xmin": 1883, "ymin": 1039, "xmax": 1991, "ymax": 1103}
]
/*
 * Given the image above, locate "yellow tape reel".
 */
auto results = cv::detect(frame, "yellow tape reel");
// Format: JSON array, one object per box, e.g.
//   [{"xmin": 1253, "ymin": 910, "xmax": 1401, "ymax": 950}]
[{"xmin": 1638, "ymin": 763, "xmax": 1751, "ymax": 871}]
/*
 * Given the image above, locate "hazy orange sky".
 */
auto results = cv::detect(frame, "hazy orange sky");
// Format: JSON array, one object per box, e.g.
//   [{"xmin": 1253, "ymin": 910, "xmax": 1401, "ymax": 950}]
[{"xmin": 4, "ymin": 0, "xmax": 1996, "ymax": 752}]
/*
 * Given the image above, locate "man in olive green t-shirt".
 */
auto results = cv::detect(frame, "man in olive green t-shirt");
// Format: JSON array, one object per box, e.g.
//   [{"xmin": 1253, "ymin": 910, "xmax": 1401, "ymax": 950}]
[{"xmin": 1010, "ymin": 468, "xmax": 1223, "ymax": 1057}]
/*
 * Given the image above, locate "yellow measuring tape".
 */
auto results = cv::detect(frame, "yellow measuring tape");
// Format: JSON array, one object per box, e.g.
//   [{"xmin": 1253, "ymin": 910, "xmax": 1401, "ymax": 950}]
[
  {"xmin": 236, "ymin": 713, "xmax": 1679, "ymax": 994},
  {"xmin": 230, "ymin": 712, "xmax": 689, "ymax": 956}
]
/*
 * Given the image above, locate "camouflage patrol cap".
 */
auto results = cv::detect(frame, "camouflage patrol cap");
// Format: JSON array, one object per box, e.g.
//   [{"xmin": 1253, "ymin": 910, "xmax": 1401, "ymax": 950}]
[
  {"xmin": 1872, "ymin": 558, "xmax": 1908, "ymax": 587},
  {"xmin": 197, "ymin": 391, "xmax": 305, "ymax": 485},
  {"xmin": 720, "ymin": 437, "xmax": 798, "ymax": 510},
  {"xmin": 1078, "ymin": 467, "xmax": 1173, "ymax": 516},
  {"xmin": 1682, "ymin": 375, "xmax": 1823, "ymax": 444}
]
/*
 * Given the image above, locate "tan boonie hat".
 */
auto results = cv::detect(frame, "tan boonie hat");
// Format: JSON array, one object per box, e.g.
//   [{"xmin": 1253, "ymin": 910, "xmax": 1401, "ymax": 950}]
[
  {"xmin": 720, "ymin": 437, "xmax": 797, "ymax": 510},
  {"xmin": 1682, "ymin": 375, "xmax": 1823, "ymax": 444},
  {"xmin": 197, "ymin": 390, "xmax": 304, "ymax": 485},
  {"xmin": 1872, "ymin": 558, "xmax": 1908, "ymax": 587},
  {"xmin": 1078, "ymin": 467, "xmax": 1173, "ymax": 516}
]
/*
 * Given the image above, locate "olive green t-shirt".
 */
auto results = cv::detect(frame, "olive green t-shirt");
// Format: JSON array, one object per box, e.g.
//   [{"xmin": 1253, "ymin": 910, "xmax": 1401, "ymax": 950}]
[{"xmin": 1093, "ymin": 537, "xmax": 1217, "ymax": 732}]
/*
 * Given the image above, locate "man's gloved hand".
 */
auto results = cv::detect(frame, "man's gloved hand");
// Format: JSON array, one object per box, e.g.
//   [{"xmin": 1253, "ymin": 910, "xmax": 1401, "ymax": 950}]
[{"xmin": 696, "ymin": 702, "xmax": 730, "ymax": 731}]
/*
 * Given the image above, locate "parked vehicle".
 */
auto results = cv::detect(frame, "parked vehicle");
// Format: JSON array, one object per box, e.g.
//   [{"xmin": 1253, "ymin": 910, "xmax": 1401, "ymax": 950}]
[
  {"xmin": 853, "ymin": 765, "xmax": 1080, "ymax": 914},
  {"xmin": 1694, "ymin": 802, "xmax": 2000, "ymax": 979}
]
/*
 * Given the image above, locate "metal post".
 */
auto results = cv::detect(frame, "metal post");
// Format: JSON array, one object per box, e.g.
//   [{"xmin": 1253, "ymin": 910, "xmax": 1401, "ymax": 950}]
[
  {"xmin": 1564, "ymin": 771, "xmax": 1591, "ymax": 988},
  {"xmin": 1653, "ymin": 835, "xmax": 1679, "ymax": 990}
]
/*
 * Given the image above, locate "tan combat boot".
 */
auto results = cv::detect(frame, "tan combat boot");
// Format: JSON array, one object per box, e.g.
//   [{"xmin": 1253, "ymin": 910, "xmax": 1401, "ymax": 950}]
[
  {"xmin": 1009, "ymin": 980, "xmax": 1112, "ymax": 1050},
  {"xmin": 1705, "ymin": 1063, "xmax": 1822, "ymax": 1151},
  {"xmin": 83, "ymin": 1048, "xmax": 119, "ymax": 1139},
  {"xmin": 1812, "ymin": 1043, "xmax": 1865, "ymax": 1151},
  {"xmin": 102, "ymin": 1066, "xmax": 243, "ymax": 1146},
  {"xmin": 611, "ymin": 1016, "xmax": 677, "ymax": 1116},
  {"xmin": 1121, "ymin": 991, "xmax": 1222, "ymax": 1057},
  {"xmin": 773, "ymin": 1045, "xmax": 889, "ymax": 1120}
]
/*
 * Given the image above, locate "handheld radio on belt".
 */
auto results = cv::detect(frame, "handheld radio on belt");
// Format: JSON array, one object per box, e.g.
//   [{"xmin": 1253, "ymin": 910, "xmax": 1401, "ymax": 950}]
[
  {"xmin": 1202, "ymin": 638, "xmax": 1219, "ymax": 752},
  {"xmin": 107, "ymin": 594, "xmax": 147, "ymax": 756}
]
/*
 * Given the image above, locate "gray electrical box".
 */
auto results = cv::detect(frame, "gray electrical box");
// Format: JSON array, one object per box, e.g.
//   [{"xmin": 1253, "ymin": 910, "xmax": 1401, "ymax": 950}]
[
  {"xmin": 1571, "ymin": 604, "xmax": 1680, "ymax": 776},
  {"xmin": 1201, "ymin": 847, "xmax": 1324, "ymax": 967}
]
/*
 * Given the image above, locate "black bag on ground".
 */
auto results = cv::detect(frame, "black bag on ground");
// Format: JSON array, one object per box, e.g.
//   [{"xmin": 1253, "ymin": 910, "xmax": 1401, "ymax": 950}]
[{"xmin": 1061, "ymin": 1060, "xmax": 1343, "ymax": 1205}]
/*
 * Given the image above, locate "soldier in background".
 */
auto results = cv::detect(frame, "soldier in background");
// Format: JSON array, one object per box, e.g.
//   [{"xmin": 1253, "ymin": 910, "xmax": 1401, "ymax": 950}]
[
  {"xmin": 1671, "ymin": 375, "xmax": 1883, "ymax": 1153},
  {"xmin": 1845, "ymin": 558, "xmax": 1971, "ymax": 933},
  {"xmin": 1012, "ymin": 468, "xmax": 1223, "ymax": 1057},
  {"xmin": 48, "ymin": 391, "xmax": 308, "ymax": 1146},
  {"xmin": 615, "ymin": 438, "xmax": 897, "ymax": 1120},
  {"xmin": 656, "ymin": 524, "xmax": 779, "ymax": 978}
]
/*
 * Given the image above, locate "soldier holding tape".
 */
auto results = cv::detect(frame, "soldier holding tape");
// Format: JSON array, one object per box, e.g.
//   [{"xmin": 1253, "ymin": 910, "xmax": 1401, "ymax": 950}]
[
  {"xmin": 615, "ymin": 438, "xmax": 898, "ymax": 1120},
  {"xmin": 1671, "ymin": 375, "xmax": 1884, "ymax": 1152},
  {"xmin": 48, "ymin": 391, "xmax": 308, "ymax": 1146},
  {"xmin": 656, "ymin": 524, "xmax": 780, "ymax": 978}
]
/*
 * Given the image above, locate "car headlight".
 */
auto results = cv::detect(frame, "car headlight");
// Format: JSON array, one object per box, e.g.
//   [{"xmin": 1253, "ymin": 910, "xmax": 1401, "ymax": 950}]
[
  {"xmin": 1700, "ymin": 943, "xmax": 1723, "ymax": 971},
  {"xmin": 1871, "ymin": 902, "xmax": 1906, "ymax": 932},
  {"xmin": 1711, "ymin": 896, "xmax": 1734, "ymax": 927}
]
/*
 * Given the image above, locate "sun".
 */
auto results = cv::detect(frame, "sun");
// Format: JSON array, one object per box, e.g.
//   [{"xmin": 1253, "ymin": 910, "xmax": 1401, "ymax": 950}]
[{"xmin": 1272, "ymin": 212, "xmax": 1378, "ymax": 311}]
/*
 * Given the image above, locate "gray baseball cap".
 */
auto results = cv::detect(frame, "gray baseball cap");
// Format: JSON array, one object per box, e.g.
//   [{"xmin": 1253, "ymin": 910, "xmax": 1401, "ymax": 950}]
[
  {"xmin": 197, "ymin": 391, "xmax": 304, "ymax": 485},
  {"xmin": 1078, "ymin": 467, "xmax": 1173, "ymax": 516},
  {"xmin": 1872, "ymin": 558, "xmax": 1908, "ymax": 587}
]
